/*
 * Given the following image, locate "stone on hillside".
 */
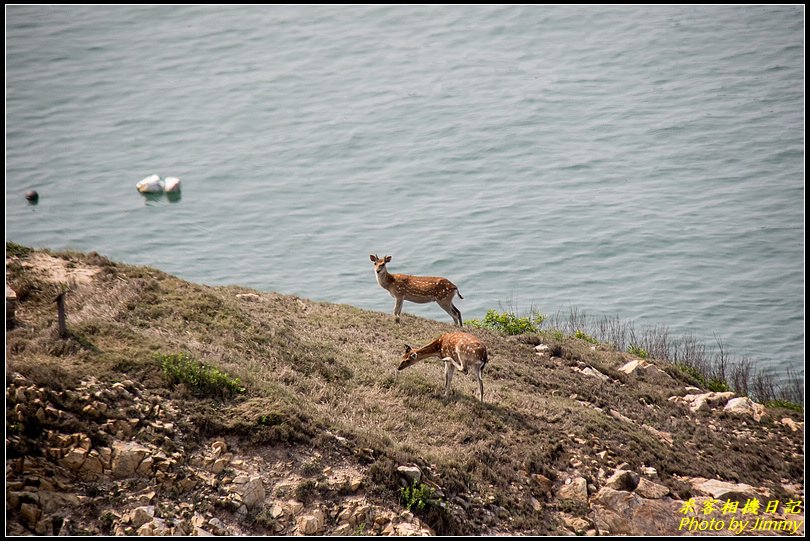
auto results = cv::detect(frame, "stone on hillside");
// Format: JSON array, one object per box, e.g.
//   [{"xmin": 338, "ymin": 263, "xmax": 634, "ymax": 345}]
[
  {"xmin": 689, "ymin": 478, "xmax": 758, "ymax": 502},
  {"xmin": 781, "ymin": 417, "xmax": 802, "ymax": 432},
  {"xmin": 723, "ymin": 397, "xmax": 765, "ymax": 422},
  {"xmin": 211, "ymin": 440, "xmax": 227, "ymax": 456},
  {"xmin": 557, "ymin": 477, "xmax": 588, "ymax": 503},
  {"xmin": 641, "ymin": 466, "xmax": 657, "ymax": 478},
  {"xmin": 138, "ymin": 517, "xmax": 168, "ymax": 536},
  {"xmin": 38, "ymin": 491, "xmax": 80, "ymax": 515},
  {"xmin": 532, "ymin": 473, "xmax": 554, "ymax": 496},
  {"xmin": 130, "ymin": 506, "xmax": 155, "ymax": 528},
  {"xmin": 207, "ymin": 517, "xmax": 227, "ymax": 535},
  {"xmin": 79, "ymin": 453, "xmax": 105, "ymax": 480},
  {"xmin": 111, "ymin": 441, "xmax": 151, "ymax": 479},
  {"xmin": 61, "ymin": 447, "xmax": 88, "ymax": 471},
  {"xmin": 286, "ymin": 500, "xmax": 304, "ymax": 515},
  {"xmin": 397, "ymin": 465, "xmax": 422, "ymax": 485},
  {"xmin": 269, "ymin": 502, "xmax": 284, "ymax": 519},
  {"xmin": 349, "ymin": 476, "xmax": 363, "ymax": 492},
  {"xmin": 591, "ymin": 487, "xmax": 680, "ymax": 535},
  {"xmin": 297, "ymin": 514, "xmax": 322, "ymax": 535},
  {"xmin": 670, "ymin": 391, "xmax": 735, "ymax": 412},
  {"xmin": 562, "ymin": 514, "xmax": 592, "ymax": 535},
  {"xmin": 604, "ymin": 469, "xmax": 639, "ymax": 492},
  {"xmin": 579, "ymin": 366, "xmax": 610, "ymax": 381},
  {"xmin": 642, "ymin": 423, "xmax": 674, "ymax": 446},
  {"xmin": 19, "ymin": 502, "xmax": 42, "ymax": 528},
  {"xmin": 619, "ymin": 359, "xmax": 674, "ymax": 385},
  {"xmin": 232, "ymin": 476, "xmax": 265, "ymax": 509},
  {"xmin": 634, "ymin": 478, "xmax": 670, "ymax": 499}
]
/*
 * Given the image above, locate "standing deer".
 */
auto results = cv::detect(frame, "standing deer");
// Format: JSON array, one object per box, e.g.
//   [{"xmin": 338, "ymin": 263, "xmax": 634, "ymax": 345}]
[
  {"xmin": 369, "ymin": 254, "xmax": 463, "ymax": 326},
  {"xmin": 398, "ymin": 332, "xmax": 489, "ymax": 402}
]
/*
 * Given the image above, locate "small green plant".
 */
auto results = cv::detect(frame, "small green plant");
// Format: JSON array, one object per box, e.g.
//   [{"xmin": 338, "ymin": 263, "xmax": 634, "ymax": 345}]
[
  {"xmin": 400, "ymin": 481, "xmax": 439, "ymax": 512},
  {"xmin": 573, "ymin": 329, "xmax": 598, "ymax": 344},
  {"xmin": 550, "ymin": 329, "xmax": 565, "ymax": 341},
  {"xmin": 160, "ymin": 353, "xmax": 245, "ymax": 398},
  {"xmin": 627, "ymin": 344, "xmax": 649, "ymax": 359},
  {"xmin": 764, "ymin": 399, "xmax": 803, "ymax": 413},
  {"xmin": 674, "ymin": 362, "xmax": 729, "ymax": 392},
  {"xmin": 706, "ymin": 378, "xmax": 730, "ymax": 392},
  {"xmin": 295, "ymin": 479, "xmax": 318, "ymax": 503},
  {"xmin": 301, "ymin": 459, "xmax": 322, "ymax": 477},
  {"xmin": 468, "ymin": 309, "xmax": 546, "ymax": 335},
  {"xmin": 6, "ymin": 241, "xmax": 33, "ymax": 258}
]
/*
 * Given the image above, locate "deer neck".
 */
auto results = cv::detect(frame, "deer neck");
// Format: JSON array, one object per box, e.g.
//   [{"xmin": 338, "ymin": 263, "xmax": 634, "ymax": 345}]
[
  {"xmin": 376, "ymin": 267, "xmax": 396, "ymax": 290},
  {"xmin": 414, "ymin": 338, "xmax": 443, "ymax": 360}
]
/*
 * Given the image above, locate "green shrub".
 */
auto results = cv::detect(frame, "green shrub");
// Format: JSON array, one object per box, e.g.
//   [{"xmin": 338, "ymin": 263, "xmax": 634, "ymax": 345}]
[
  {"xmin": 763, "ymin": 399, "xmax": 803, "ymax": 413},
  {"xmin": 295, "ymin": 479, "xmax": 318, "ymax": 503},
  {"xmin": 627, "ymin": 344, "xmax": 649, "ymax": 359},
  {"xmin": 550, "ymin": 330, "xmax": 565, "ymax": 342},
  {"xmin": 674, "ymin": 362, "xmax": 729, "ymax": 392},
  {"xmin": 573, "ymin": 329, "xmax": 598, "ymax": 344},
  {"xmin": 468, "ymin": 309, "xmax": 546, "ymax": 336},
  {"xmin": 160, "ymin": 353, "xmax": 245, "ymax": 398},
  {"xmin": 6, "ymin": 241, "xmax": 33, "ymax": 258},
  {"xmin": 400, "ymin": 481, "xmax": 440, "ymax": 512},
  {"xmin": 706, "ymin": 378, "xmax": 730, "ymax": 392}
]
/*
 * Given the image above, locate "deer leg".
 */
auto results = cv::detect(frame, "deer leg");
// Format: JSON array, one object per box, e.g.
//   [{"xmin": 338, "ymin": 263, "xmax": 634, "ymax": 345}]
[
  {"xmin": 393, "ymin": 297, "xmax": 403, "ymax": 323},
  {"xmin": 452, "ymin": 304, "xmax": 463, "ymax": 327},
  {"xmin": 444, "ymin": 361, "xmax": 456, "ymax": 397},
  {"xmin": 443, "ymin": 356, "xmax": 465, "ymax": 373},
  {"xmin": 438, "ymin": 299, "xmax": 462, "ymax": 326},
  {"xmin": 476, "ymin": 366, "xmax": 485, "ymax": 403}
]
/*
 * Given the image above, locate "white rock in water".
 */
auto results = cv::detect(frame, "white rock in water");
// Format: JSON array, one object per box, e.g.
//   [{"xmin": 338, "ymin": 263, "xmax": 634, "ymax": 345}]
[
  {"xmin": 163, "ymin": 177, "xmax": 181, "ymax": 193},
  {"xmin": 136, "ymin": 174, "xmax": 164, "ymax": 193}
]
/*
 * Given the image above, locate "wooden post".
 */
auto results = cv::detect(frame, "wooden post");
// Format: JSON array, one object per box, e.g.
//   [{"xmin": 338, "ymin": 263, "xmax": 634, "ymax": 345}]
[
  {"xmin": 6, "ymin": 284, "xmax": 17, "ymax": 330},
  {"xmin": 55, "ymin": 292, "xmax": 68, "ymax": 338}
]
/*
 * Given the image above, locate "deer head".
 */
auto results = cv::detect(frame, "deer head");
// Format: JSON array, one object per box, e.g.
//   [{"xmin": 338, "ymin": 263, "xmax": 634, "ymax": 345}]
[
  {"xmin": 369, "ymin": 254, "xmax": 392, "ymax": 275},
  {"xmin": 398, "ymin": 343, "xmax": 419, "ymax": 370}
]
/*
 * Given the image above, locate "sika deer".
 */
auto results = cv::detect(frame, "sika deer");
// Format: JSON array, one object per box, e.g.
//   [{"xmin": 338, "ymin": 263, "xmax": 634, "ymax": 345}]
[
  {"xmin": 370, "ymin": 254, "xmax": 463, "ymax": 326},
  {"xmin": 399, "ymin": 332, "xmax": 489, "ymax": 402}
]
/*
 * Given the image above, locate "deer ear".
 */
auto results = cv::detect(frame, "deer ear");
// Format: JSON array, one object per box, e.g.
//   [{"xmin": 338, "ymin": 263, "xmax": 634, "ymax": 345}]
[
  {"xmin": 384, "ymin": 255, "xmax": 392, "ymax": 263},
  {"xmin": 369, "ymin": 254, "xmax": 377, "ymax": 262},
  {"xmin": 404, "ymin": 344, "xmax": 412, "ymax": 353}
]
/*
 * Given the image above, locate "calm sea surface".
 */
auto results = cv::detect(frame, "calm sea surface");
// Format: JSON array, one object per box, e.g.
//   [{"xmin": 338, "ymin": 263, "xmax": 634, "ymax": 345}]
[{"xmin": 6, "ymin": 6, "xmax": 804, "ymax": 382}]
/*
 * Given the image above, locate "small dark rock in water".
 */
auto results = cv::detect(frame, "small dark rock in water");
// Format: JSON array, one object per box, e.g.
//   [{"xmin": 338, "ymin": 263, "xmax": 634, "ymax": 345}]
[{"xmin": 25, "ymin": 190, "xmax": 39, "ymax": 203}]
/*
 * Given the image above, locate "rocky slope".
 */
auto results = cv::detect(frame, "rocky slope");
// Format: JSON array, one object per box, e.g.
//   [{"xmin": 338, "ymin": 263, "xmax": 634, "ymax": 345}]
[{"xmin": 5, "ymin": 245, "xmax": 805, "ymax": 535}]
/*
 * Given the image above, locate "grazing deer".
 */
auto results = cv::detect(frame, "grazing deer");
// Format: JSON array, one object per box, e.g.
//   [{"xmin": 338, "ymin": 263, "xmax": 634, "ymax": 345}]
[
  {"xmin": 369, "ymin": 254, "xmax": 463, "ymax": 326},
  {"xmin": 399, "ymin": 332, "xmax": 489, "ymax": 402}
]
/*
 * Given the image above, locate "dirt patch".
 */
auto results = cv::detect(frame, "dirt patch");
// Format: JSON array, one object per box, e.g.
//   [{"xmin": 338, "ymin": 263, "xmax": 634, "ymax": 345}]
[{"xmin": 19, "ymin": 252, "xmax": 100, "ymax": 286}]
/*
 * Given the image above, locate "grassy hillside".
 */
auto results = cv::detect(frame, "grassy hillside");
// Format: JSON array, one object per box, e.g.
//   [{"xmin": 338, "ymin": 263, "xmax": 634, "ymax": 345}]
[{"xmin": 5, "ymin": 244, "xmax": 804, "ymax": 535}]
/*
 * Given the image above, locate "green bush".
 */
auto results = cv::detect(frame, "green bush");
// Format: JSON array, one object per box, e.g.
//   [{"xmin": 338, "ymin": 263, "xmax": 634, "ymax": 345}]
[
  {"xmin": 573, "ymin": 329, "xmax": 598, "ymax": 344},
  {"xmin": 400, "ymin": 481, "xmax": 439, "ymax": 512},
  {"xmin": 160, "ymin": 353, "xmax": 245, "ymax": 398},
  {"xmin": 627, "ymin": 344, "xmax": 649, "ymax": 359},
  {"xmin": 468, "ymin": 309, "xmax": 546, "ymax": 336},
  {"xmin": 550, "ymin": 329, "xmax": 565, "ymax": 342},
  {"xmin": 764, "ymin": 399, "xmax": 803, "ymax": 413},
  {"xmin": 674, "ymin": 362, "xmax": 729, "ymax": 392},
  {"xmin": 6, "ymin": 242, "xmax": 33, "ymax": 258}
]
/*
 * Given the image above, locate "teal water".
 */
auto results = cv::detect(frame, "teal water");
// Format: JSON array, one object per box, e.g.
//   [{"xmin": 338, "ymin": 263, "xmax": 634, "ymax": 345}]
[{"xmin": 6, "ymin": 6, "xmax": 804, "ymax": 382}]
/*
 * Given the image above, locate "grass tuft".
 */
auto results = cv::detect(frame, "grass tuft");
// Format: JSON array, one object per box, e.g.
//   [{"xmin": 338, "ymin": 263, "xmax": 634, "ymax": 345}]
[
  {"xmin": 467, "ymin": 309, "xmax": 546, "ymax": 335},
  {"xmin": 160, "ymin": 352, "xmax": 245, "ymax": 398}
]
